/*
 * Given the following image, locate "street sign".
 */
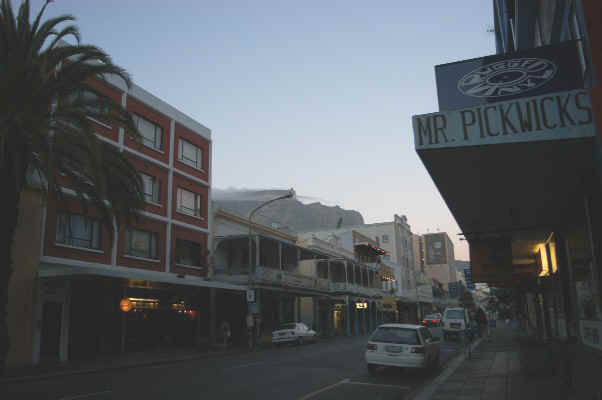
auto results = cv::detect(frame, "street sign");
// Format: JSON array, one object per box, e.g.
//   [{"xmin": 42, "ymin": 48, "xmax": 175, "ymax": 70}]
[
  {"xmin": 464, "ymin": 267, "xmax": 475, "ymax": 290},
  {"xmin": 448, "ymin": 282, "xmax": 459, "ymax": 298},
  {"xmin": 246, "ymin": 290, "xmax": 256, "ymax": 303}
]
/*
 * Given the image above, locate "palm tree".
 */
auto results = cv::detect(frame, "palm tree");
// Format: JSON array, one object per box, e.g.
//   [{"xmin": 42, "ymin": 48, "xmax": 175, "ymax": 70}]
[{"xmin": 0, "ymin": 0, "xmax": 144, "ymax": 371}]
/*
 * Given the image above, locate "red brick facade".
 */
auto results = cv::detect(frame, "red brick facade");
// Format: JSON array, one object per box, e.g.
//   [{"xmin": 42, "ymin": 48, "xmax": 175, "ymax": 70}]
[{"xmin": 43, "ymin": 77, "xmax": 211, "ymax": 278}]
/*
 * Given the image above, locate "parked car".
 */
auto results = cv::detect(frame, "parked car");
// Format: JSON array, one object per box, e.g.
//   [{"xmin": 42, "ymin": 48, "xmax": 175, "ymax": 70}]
[
  {"xmin": 272, "ymin": 322, "xmax": 317, "ymax": 346},
  {"xmin": 365, "ymin": 324, "xmax": 441, "ymax": 375},
  {"xmin": 421, "ymin": 313, "xmax": 443, "ymax": 327},
  {"xmin": 442, "ymin": 307, "xmax": 472, "ymax": 340}
]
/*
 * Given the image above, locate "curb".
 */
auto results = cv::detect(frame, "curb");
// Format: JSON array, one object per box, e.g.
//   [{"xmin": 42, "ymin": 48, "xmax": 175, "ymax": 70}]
[
  {"xmin": 406, "ymin": 337, "xmax": 484, "ymax": 400},
  {"xmin": 0, "ymin": 346, "xmax": 263, "ymax": 384}
]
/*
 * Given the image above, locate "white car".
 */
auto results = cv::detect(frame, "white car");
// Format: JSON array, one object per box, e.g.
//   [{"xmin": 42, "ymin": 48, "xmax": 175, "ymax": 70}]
[
  {"xmin": 272, "ymin": 322, "xmax": 317, "ymax": 345},
  {"xmin": 442, "ymin": 307, "xmax": 472, "ymax": 340},
  {"xmin": 365, "ymin": 324, "xmax": 441, "ymax": 374}
]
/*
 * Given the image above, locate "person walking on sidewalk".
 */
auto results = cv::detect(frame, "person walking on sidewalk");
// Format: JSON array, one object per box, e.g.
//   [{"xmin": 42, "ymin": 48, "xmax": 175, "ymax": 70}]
[
  {"xmin": 246, "ymin": 313, "xmax": 255, "ymax": 350},
  {"xmin": 476, "ymin": 307, "xmax": 488, "ymax": 337}
]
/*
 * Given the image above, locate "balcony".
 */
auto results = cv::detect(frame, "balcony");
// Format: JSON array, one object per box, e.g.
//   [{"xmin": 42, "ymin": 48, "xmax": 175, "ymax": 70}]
[{"xmin": 252, "ymin": 266, "xmax": 327, "ymax": 292}]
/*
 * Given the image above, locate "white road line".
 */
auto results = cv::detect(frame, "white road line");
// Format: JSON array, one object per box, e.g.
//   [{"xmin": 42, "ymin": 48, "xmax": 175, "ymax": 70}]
[
  {"xmin": 59, "ymin": 390, "xmax": 112, "ymax": 400},
  {"xmin": 297, "ymin": 379, "xmax": 349, "ymax": 400},
  {"xmin": 345, "ymin": 381, "xmax": 410, "ymax": 390},
  {"xmin": 225, "ymin": 361, "xmax": 265, "ymax": 370}
]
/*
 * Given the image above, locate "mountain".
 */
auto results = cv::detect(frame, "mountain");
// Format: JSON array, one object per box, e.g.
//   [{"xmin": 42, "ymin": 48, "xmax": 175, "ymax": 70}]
[{"xmin": 212, "ymin": 189, "xmax": 364, "ymax": 233}]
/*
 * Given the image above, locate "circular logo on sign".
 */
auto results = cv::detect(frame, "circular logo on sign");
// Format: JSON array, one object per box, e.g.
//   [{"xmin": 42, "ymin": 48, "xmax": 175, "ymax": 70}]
[{"xmin": 457, "ymin": 58, "xmax": 557, "ymax": 98}]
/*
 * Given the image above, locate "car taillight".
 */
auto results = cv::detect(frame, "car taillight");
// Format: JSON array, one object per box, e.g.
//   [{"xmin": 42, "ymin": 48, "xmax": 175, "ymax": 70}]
[
  {"xmin": 432, "ymin": 320, "xmax": 437, "ymax": 323},
  {"xmin": 411, "ymin": 347, "xmax": 425, "ymax": 354},
  {"xmin": 421, "ymin": 320, "xmax": 426, "ymax": 324},
  {"xmin": 366, "ymin": 343, "xmax": 377, "ymax": 351}
]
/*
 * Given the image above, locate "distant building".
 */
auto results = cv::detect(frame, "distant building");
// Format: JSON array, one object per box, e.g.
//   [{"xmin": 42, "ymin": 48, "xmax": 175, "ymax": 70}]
[{"xmin": 421, "ymin": 232, "xmax": 457, "ymax": 286}]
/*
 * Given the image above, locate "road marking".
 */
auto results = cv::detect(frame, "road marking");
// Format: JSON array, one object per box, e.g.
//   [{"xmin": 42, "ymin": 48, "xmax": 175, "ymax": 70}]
[
  {"xmin": 345, "ymin": 381, "xmax": 410, "ymax": 390},
  {"xmin": 226, "ymin": 361, "xmax": 265, "ymax": 370},
  {"xmin": 59, "ymin": 390, "xmax": 112, "ymax": 400},
  {"xmin": 297, "ymin": 379, "xmax": 349, "ymax": 400}
]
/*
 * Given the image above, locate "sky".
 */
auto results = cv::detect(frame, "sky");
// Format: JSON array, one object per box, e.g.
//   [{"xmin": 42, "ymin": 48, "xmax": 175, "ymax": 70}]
[{"xmin": 33, "ymin": 0, "xmax": 495, "ymax": 260}]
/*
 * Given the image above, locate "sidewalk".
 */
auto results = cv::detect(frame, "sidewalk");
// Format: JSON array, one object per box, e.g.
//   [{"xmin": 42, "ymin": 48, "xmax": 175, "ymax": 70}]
[{"xmin": 415, "ymin": 321, "xmax": 572, "ymax": 400}]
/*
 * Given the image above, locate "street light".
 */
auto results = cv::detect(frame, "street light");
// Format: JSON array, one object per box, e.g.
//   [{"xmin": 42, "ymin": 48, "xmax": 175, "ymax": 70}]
[{"xmin": 248, "ymin": 188, "xmax": 296, "ymax": 272}]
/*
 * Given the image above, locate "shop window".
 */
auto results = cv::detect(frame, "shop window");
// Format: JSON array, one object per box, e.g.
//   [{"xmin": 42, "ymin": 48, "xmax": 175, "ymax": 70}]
[
  {"xmin": 140, "ymin": 173, "xmax": 160, "ymax": 204},
  {"xmin": 175, "ymin": 239, "xmax": 202, "ymax": 267},
  {"xmin": 125, "ymin": 229, "xmax": 158, "ymax": 259},
  {"xmin": 178, "ymin": 139, "xmax": 203, "ymax": 170},
  {"xmin": 133, "ymin": 114, "xmax": 163, "ymax": 151},
  {"xmin": 56, "ymin": 213, "xmax": 101, "ymax": 249}
]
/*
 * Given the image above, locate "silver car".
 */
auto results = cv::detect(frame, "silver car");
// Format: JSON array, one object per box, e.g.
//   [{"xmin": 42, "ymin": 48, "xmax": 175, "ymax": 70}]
[
  {"xmin": 272, "ymin": 322, "xmax": 317, "ymax": 345},
  {"xmin": 365, "ymin": 324, "xmax": 441, "ymax": 374}
]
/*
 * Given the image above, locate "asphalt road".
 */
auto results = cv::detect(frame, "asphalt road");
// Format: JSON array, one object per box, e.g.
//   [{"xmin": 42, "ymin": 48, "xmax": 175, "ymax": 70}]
[{"xmin": 2, "ymin": 327, "xmax": 465, "ymax": 400}]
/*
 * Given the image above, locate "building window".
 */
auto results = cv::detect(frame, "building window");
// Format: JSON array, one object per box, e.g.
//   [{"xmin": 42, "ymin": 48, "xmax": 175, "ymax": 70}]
[
  {"xmin": 133, "ymin": 114, "xmax": 162, "ymax": 151},
  {"xmin": 382, "ymin": 234, "xmax": 389, "ymax": 243},
  {"xmin": 56, "ymin": 213, "xmax": 101, "ymax": 249},
  {"xmin": 175, "ymin": 239, "xmax": 202, "ymax": 267},
  {"xmin": 125, "ymin": 229, "xmax": 158, "ymax": 259},
  {"xmin": 140, "ymin": 173, "xmax": 160, "ymax": 204},
  {"xmin": 177, "ymin": 188, "xmax": 201, "ymax": 217},
  {"xmin": 179, "ymin": 139, "xmax": 203, "ymax": 169}
]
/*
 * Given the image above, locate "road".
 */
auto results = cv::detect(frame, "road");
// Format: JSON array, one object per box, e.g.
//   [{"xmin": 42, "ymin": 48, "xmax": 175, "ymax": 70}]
[{"xmin": 2, "ymin": 327, "xmax": 465, "ymax": 400}]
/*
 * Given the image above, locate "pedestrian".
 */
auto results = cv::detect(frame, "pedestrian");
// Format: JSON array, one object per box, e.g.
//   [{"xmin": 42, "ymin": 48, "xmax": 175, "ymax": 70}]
[
  {"xmin": 246, "ymin": 312, "xmax": 255, "ymax": 350},
  {"xmin": 220, "ymin": 320, "xmax": 231, "ymax": 347},
  {"xmin": 476, "ymin": 308, "xmax": 487, "ymax": 337}
]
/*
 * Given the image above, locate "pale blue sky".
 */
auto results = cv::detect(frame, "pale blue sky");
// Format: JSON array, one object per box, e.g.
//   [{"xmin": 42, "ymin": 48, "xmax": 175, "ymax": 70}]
[{"xmin": 35, "ymin": 0, "xmax": 495, "ymax": 260}]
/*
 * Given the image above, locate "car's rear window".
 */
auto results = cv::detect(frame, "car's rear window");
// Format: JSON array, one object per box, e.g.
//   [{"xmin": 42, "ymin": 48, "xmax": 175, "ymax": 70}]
[
  {"xmin": 445, "ymin": 310, "xmax": 465, "ymax": 319},
  {"xmin": 279, "ymin": 323, "xmax": 296, "ymax": 330},
  {"xmin": 369, "ymin": 327, "xmax": 420, "ymax": 344}
]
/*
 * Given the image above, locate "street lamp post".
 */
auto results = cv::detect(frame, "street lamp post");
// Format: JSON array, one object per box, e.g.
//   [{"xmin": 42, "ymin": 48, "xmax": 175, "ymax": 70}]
[{"xmin": 248, "ymin": 188, "xmax": 296, "ymax": 273}]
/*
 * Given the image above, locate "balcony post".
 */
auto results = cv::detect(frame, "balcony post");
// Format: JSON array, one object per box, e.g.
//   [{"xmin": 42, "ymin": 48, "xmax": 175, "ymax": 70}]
[
  {"xmin": 255, "ymin": 235, "xmax": 260, "ymax": 268},
  {"xmin": 278, "ymin": 241, "xmax": 282, "ymax": 270}
]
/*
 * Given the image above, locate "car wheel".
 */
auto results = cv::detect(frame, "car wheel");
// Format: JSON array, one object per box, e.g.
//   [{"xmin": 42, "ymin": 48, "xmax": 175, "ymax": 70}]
[{"xmin": 367, "ymin": 364, "xmax": 378, "ymax": 376}]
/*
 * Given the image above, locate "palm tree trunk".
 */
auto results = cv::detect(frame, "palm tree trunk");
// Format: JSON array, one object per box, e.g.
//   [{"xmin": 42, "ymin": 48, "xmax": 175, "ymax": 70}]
[{"xmin": 0, "ymin": 156, "xmax": 21, "ymax": 375}]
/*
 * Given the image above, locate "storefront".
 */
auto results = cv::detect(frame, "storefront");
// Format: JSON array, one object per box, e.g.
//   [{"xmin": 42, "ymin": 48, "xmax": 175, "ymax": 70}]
[{"xmin": 35, "ymin": 261, "xmax": 247, "ymax": 363}]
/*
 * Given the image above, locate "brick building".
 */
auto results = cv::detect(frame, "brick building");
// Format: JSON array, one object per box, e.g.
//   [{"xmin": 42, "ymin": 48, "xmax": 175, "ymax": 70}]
[{"xmin": 7, "ymin": 73, "xmax": 246, "ymax": 367}]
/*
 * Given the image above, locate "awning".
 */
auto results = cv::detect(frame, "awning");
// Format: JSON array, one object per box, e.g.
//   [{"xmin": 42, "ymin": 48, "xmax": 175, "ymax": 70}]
[
  {"xmin": 413, "ymin": 89, "xmax": 598, "ymax": 286},
  {"xmin": 38, "ymin": 256, "xmax": 248, "ymax": 292}
]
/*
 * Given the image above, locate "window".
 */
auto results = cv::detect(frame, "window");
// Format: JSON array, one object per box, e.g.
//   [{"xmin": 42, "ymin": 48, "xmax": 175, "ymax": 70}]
[
  {"xmin": 382, "ymin": 234, "xmax": 389, "ymax": 243},
  {"xmin": 68, "ymin": 89, "xmax": 106, "ymax": 116},
  {"xmin": 133, "ymin": 114, "xmax": 162, "ymax": 151},
  {"xmin": 56, "ymin": 214, "xmax": 101, "ymax": 250},
  {"xmin": 369, "ymin": 327, "xmax": 420, "ymax": 345},
  {"xmin": 383, "ymin": 254, "xmax": 391, "ymax": 261},
  {"xmin": 177, "ymin": 188, "xmax": 201, "ymax": 217},
  {"xmin": 140, "ymin": 173, "xmax": 160, "ymax": 204},
  {"xmin": 125, "ymin": 229, "xmax": 158, "ymax": 259},
  {"xmin": 175, "ymin": 239, "xmax": 202, "ymax": 267},
  {"xmin": 179, "ymin": 139, "xmax": 203, "ymax": 169}
]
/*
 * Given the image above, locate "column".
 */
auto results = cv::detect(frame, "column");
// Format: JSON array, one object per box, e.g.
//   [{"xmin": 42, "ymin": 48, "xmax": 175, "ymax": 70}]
[
  {"xmin": 354, "ymin": 301, "xmax": 359, "ymax": 336},
  {"xmin": 346, "ymin": 296, "xmax": 351, "ymax": 336},
  {"xmin": 209, "ymin": 288, "xmax": 216, "ymax": 346},
  {"xmin": 255, "ymin": 235, "xmax": 260, "ymax": 268},
  {"xmin": 278, "ymin": 242, "xmax": 283, "ymax": 270}
]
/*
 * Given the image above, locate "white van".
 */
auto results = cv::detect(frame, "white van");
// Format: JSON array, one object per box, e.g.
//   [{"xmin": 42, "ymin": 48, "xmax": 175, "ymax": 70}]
[{"xmin": 442, "ymin": 307, "xmax": 471, "ymax": 340}]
